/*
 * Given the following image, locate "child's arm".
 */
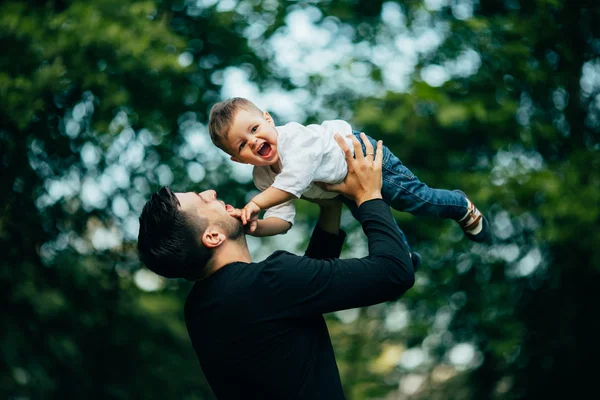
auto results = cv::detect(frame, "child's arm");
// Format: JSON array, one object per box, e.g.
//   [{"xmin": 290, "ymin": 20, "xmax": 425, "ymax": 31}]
[
  {"xmin": 252, "ymin": 217, "xmax": 292, "ymax": 237},
  {"xmin": 241, "ymin": 187, "xmax": 295, "ymax": 225},
  {"xmin": 227, "ymin": 206, "xmax": 291, "ymax": 237}
]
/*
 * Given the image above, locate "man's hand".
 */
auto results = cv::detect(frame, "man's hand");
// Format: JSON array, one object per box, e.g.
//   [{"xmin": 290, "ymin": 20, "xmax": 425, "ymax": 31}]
[
  {"xmin": 317, "ymin": 132, "xmax": 383, "ymax": 206},
  {"xmin": 227, "ymin": 205, "xmax": 258, "ymax": 233}
]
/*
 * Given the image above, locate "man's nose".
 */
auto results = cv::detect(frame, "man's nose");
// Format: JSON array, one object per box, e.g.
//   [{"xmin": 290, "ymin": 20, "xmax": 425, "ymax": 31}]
[{"xmin": 200, "ymin": 190, "xmax": 217, "ymax": 200}]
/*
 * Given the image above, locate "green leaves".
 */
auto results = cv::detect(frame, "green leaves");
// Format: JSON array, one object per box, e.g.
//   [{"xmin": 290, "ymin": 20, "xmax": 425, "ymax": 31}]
[{"xmin": 2, "ymin": 0, "xmax": 599, "ymax": 398}]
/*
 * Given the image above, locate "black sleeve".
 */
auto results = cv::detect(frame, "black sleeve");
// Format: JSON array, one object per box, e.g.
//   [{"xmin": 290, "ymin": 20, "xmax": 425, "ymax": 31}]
[
  {"xmin": 304, "ymin": 225, "xmax": 346, "ymax": 260},
  {"xmin": 262, "ymin": 199, "xmax": 414, "ymax": 316}
]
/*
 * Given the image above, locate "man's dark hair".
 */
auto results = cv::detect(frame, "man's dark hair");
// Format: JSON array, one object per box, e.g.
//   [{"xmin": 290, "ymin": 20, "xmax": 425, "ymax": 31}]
[{"xmin": 137, "ymin": 187, "xmax": 211, "ymax": 280}]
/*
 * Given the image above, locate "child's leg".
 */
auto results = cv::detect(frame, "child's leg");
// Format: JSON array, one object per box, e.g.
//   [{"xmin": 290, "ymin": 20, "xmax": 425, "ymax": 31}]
[
  {"xmin": 352, "ymin": 131, "xmax": 489, "ymax": 242},
  {"xmin": 351, "ymin": 131, "xmax": 467, "ymax": 219}
]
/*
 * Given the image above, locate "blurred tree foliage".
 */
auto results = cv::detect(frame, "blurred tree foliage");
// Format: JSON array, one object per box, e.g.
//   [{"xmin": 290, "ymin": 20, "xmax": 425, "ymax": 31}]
[{"xmin": 2, "ymin": 1, "xmax": 599, "ymax": 399}]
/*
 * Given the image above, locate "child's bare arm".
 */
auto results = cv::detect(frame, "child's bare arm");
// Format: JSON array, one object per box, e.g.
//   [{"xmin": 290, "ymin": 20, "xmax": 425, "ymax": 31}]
[
  {"xmin": 242, "ymin": 187, "xmax": 296, "ymax": 225},
  {"xmin": 227, "ymin": 205, "xmax": 291, "ymax": 237},
  {"xmin": 251, "ymin": 217, "xmax": 292, "ymax": 237},
  {"xmin": 252, "ymin": 187, "xmax": 295, "ymax": 210}
]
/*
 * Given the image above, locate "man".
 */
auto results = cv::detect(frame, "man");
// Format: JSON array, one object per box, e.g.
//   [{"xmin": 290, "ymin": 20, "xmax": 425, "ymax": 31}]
[{"xmin": 137, "ymin": 134, "xmax": 416, "ymax": 399}]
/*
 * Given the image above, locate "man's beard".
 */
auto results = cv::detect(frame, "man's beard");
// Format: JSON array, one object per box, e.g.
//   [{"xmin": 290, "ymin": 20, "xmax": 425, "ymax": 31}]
[{"xmin": 218, "ymin": 217, "xmax": 244, "ymax": 241}]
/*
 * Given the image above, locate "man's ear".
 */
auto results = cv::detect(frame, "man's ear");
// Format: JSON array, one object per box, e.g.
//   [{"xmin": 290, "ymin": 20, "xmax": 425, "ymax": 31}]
[
  {"xmin": 264, "ymin": 111, "xmax": 275, "ymax": 126},
  {"xmin": 230, "ymin": 156, "xmax": 245, "ymax": 164},
  {"xmin": 201, "ymin": 226, "xmax": 227, "ymax": 249}
]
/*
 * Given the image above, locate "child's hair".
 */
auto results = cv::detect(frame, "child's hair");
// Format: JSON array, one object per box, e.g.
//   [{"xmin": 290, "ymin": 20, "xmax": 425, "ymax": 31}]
[{"xmin": 208, "ymin": 97, "xmax": 263, "ymax": 153}]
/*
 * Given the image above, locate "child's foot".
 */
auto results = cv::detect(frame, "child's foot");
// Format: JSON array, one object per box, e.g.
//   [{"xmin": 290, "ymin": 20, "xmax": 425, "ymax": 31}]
[
  {"xmin": 455, "ymin": 190, "xmax": 490, "ymax": 243},
  {"xmin": 410, "ymin": 251, "xmax": 422, "ymax": 272}
]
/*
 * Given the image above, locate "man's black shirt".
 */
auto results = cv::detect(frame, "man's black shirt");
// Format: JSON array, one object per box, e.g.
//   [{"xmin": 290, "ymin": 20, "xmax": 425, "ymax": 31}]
[{"xmin": 184, "ymin": 199, "xmax": 414, "ymax": 399}]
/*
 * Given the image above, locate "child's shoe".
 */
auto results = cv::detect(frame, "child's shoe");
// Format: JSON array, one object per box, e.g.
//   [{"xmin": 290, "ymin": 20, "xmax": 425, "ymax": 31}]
[{"xmin": 455, "ymin": 190, "xmax": 490, "ymax": 243}]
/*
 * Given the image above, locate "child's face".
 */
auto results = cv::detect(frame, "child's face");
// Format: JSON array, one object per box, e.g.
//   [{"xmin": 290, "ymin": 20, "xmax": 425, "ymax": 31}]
[{"xmin": 225, "ymin": 109, "xmax": 280, "ymax": 166}]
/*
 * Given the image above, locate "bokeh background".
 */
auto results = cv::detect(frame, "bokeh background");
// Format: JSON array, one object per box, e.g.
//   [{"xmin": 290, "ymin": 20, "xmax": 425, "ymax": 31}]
[{"xmin": 2, "ymin": 0, "xmax": 599, "ymax": 399}]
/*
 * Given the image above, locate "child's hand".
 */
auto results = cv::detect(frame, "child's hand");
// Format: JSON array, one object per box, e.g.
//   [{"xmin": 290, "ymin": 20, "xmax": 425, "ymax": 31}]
[
  {"xmin": 227, "ymin": 205, "xmax": 258, "ymax": 234},
  {"xmin": 242, "ymin": 201, "xmax": 261, "ymax": 226}
]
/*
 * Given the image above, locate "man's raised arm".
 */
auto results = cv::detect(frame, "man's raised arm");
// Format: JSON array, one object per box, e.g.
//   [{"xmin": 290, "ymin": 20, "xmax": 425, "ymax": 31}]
[{"xmin": 262, "ymin": 133, "xmax": 415, "ymax": 316}]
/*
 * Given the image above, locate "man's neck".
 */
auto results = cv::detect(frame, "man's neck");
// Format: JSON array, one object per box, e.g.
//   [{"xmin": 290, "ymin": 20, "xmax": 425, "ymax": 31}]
[{"xmin": 203, "ymin": 240, "xmax": 252, "ymax": 278}]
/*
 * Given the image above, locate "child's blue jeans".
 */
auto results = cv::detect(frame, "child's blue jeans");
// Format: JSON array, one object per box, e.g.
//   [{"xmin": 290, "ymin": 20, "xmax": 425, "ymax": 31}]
[{"xmin": 341, "ymin": 131, "xmax": 470, "ymax": 250}]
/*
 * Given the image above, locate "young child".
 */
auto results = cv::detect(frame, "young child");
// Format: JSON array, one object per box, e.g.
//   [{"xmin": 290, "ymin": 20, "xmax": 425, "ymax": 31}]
[{"xmin": 207, "ymin": 97, "xmax": 490, "ymax": 243}]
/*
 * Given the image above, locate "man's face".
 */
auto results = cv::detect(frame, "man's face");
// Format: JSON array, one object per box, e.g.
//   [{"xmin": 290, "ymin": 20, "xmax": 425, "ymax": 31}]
[
  {"xmin": 224, "ymin": 109, "xmax": 280, "ymax": 166},
  {"xmin": 175, "ymin": 190, "xmax": 243, "ymax": 238}
]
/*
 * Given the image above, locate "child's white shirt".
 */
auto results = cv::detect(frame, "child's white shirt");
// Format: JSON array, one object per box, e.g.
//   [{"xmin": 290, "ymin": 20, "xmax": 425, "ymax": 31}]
[{"xmin": 252, "ymin": 120, "xmax": 355, "ymax": 225}]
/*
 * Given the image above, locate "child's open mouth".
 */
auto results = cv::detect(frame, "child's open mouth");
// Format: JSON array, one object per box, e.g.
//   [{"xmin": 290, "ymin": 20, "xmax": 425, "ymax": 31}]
[{"xmin": 257, "ymin": 142, "xmax": 273, "ymax": 158}]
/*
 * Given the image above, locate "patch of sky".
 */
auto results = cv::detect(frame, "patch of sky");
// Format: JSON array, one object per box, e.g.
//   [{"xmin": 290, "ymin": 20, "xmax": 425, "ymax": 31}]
[
  {"xmin": 424, "ymin": 0, "xmax": 449, "ymax": 11},
  {"xmin": 72, "ymin": 102, "xmax": 87, "ymax": 122},
  {"xmin": 334, "ymin": 308, "xmax": 360, "ymax": 324},
  {"xmin": 178, "ymin": 51, "xmax": 194, "ymax": 68},
  {"xmin": 507, "ymin": 248, "xmax": 542, "ymax": 278},
  {"xmin": 516, "ymin": 92, "xmax": 533, "ymax": 126},
  {"xmin": 98, "ymin": 173, "xmax": 116, "ymax": 196},
  {"xmin": 456, "ymin": 253, "xmax": 473, "ymax": 274},
  {"xmin": 43, "ymin": 167, "xmax": 81, "ymax": 205},
  {"xmin": 81, "ymin": 177, "xmax": 107, "ymax": 211},
  {"xmin": 118, "ymin": 140, "xmax": 145, "ymax": 169},
  {"xmin": 134, "ymin": 269, "xmax": 165, "ymax": 292},
  {"xmin": 493, "ymin": 210, "xmax": 514, "ymax": 240},
  {"xmin": 580, "ymin": 59, "xmax": 600, "ymax": 97},
  {"xmin": 433, "ymin": 306, "xmax": 453, "ymax": 331},
  {"xmin": 221, "ymin": 67, "xmax": 311, "ymax": 123},
  {"xmin": 400, "ymin": 374, "xmax": 426, "ymax": 395},
  {"xmin": 343, "ymin": 229, "xmax": 369, "ymax": 259},
  {"xmin": 552, "ymin": 87, "xmax": 569, "ymax": 110},
  {"xmin": 80, "ymin": 142, "xmax": 101, "ymax": 167},
  {"xmin": 489, "ymin": 243, "xmax": 520, "ymax": 263},
  {"xmin": 155, "ymin": 164, "xmax": 174, "ymax": 186},
  {"xmin": 230, "ymin": 162, "xmax": 253, "ymax": 183},
  {"xmin": 381, "ymin": 2, "xmax": 406, "ymax": 29},
  {"xmin": 122, "ymin": 215, "xmax": 141, "ymax": 240},
  {"xmin": 216, "ymin": 0, "xmax": 237, "ymax": 12},
  {"xmin": 448, "ymin": 342, "xmax": 482, "ymax": 370},
  {"xmin": 384, "ymin": 302, "xmax": 410, "ymax": 331},
  {"xmin": 109, "ymin": 110, "xmax": 130, "ymax": 135},
  {"xmin": 445, "ymin": 49, "xmax": 481, "ymax": 77},
  {"xmin": 399, "ymin": 347, "xmax": 426, "ymax": 370},
  {"xmin": 65, "ymin": 119, "xmax": 81, "ymax": 139},
  {"xmin": 129, "ymin": 192, "xmax": 147, "ymax": 215},
  {"xmin": 106, "ymin": 164, "xmax": 130, "ymax": 189},
  {"xmin": 91, "ymin": 226, "xmax": 122, "ymax": 250},
  {"xmin": 491, "ymin": 146, "xmax": 544, "ymax": 186},
  {"xmin": 421, "ymin": 64, "xmax": 450, "ymax": 87},
  {"xmin": 452, "ymin": 0, "xmax": 474, "ymax": 20},
  {"xmin": 111, "ymin": 195, "xmax": 130, "ymax": 219},
  {"xmin": 186, "ymin": 161, "xmax": 206, "ymax": 183}
]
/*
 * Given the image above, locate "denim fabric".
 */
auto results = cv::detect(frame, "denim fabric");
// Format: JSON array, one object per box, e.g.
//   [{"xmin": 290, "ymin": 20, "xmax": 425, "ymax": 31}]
[
  {"xmin": 339, "ymin": 131, "xmax": 470, "ymax": 251},
  {"xmin": 351, "ymin": 131, "xmax": 468, "ymax": 221}
]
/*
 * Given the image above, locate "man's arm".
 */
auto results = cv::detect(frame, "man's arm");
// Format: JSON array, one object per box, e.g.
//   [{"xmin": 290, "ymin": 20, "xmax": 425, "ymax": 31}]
[{"xmin": 260, "ymin": 133, "xmax": 414, "ymax": 315}]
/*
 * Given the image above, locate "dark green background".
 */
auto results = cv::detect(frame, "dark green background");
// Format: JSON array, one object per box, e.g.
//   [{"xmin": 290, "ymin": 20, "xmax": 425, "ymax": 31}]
[{"xmin": 2, "ymin": 1, "xmax": 599, "ymax": 399}]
